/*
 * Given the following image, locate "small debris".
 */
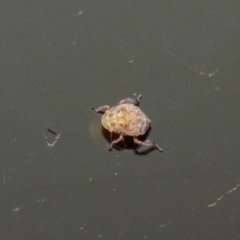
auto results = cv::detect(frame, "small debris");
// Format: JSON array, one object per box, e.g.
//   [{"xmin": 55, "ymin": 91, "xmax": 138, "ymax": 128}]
[
  {"xmin": 47, "ymin": 128, "xmax": 57, "ymax": 135},
  {"xmin": 12, "ymin": 206, "xmax": 22, "ymax": 212},
  {"xmin": 208, "ymin": 183, "xmax": 240, "ymax": 207}
]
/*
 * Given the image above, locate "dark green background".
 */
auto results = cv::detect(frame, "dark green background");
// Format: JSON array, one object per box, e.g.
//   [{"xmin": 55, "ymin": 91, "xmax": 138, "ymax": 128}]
[{"xmin": 1, "ymin": 1, "xmax": 239, "ymax": 239}]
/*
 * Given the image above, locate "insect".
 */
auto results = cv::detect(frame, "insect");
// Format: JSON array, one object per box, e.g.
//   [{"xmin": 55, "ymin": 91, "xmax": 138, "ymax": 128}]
[{"xmin": 91, "ymin": 95, "xmax": 163, "ymax": 152}]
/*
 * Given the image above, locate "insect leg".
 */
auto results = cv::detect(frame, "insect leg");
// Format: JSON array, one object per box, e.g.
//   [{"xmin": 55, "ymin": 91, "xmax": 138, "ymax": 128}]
[
  {"xmin": 133, "ymin": 137, "xmax": 163, "ymax": 152},
  {"xmin": 109, "ymin": 135, "xmax": 124, "ymax": 150},
  {"xmin": 119, "ymin": 95, "xmax": 142, "ymax": 105},
  {"xmin": 91, "ymin": 105, "xmax": 110, "ymax": 113}
]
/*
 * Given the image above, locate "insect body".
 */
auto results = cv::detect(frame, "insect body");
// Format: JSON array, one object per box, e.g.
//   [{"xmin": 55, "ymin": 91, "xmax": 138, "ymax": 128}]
[{"xmin": 92, "ymin": 95, "xmax": 163, "ymax": 152}]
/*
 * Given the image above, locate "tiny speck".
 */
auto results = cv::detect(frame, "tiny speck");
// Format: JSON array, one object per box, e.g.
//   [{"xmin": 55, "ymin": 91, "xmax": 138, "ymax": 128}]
[{"xmin": 12, "ymin": 207, "xmax": 22, "ymax": 212}]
